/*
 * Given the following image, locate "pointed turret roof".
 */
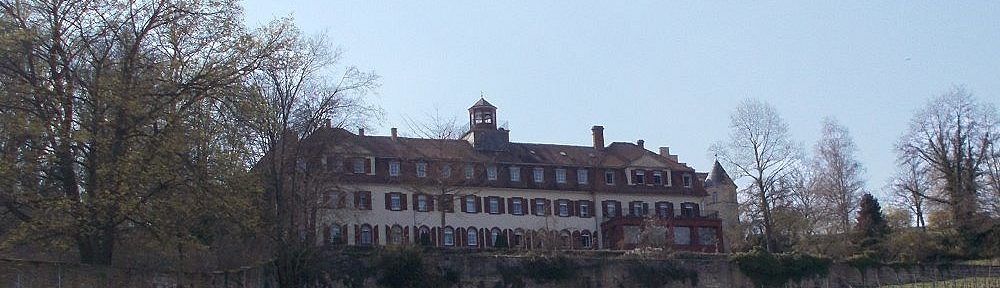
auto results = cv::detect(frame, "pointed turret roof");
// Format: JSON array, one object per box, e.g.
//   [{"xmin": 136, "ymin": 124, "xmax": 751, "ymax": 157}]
[
  {"xmin": 704, "ymin": 160, "xmax": 734, "ymax": 187},
  {"xmin": 470, "ymin": 97, "xmax": 496, "ymax": 109}
]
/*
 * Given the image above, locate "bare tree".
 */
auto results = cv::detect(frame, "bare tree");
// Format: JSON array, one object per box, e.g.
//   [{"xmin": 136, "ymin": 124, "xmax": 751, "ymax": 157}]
[
  {"xmin": 711, "ymin": 98, "xmax": 801, "ymax": 252},
  {"xmin": 241, "ymin": 21, "xmax": 380, "ymax": 287},
  {"xmin": 402, "ymin": 107, "xmax": 464, "ymax": 140},
  {"xmin": 811, "ymin": 117, "xmax": 866, "ymax": 234},
  {"xmin": 897, "ymin": 86, "xmax": 999, "ymax": 256},
  {"xmin": 983, "ymin": 141, "xmax": 1000, "ymax": 217},
  {"xmin": 888, "ymin": 158, "xmax": 932, "ymax": 230}
]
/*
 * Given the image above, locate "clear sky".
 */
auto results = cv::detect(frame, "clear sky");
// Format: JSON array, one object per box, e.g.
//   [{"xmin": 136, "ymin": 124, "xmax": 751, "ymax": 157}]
[{"xmin": 241, "ymin": 1, "xmax": 1000, "ymax": 198}]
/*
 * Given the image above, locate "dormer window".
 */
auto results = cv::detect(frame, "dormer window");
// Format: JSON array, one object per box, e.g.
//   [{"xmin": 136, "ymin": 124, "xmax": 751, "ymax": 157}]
[
  {"xmin": 605, "ymin": 170, "xmax": 615, "ymax": 185},
  {"xmin": 653, "ymin": 171, "xmax": 663, "ymax": 185},
  {"xmin": 416, "ymin": 162, "xmax": 427, "ymax": 178},
  {"xmin": 389, "ymin": 161, "xmax": 400, "ymax": 177},
  {"xmin": 682, "ymin": 173, "xmax": 693, "ymax": 188},
  {"xmin": 634, "ymin": 170, "xmax": 645, "ymax": 185},
  {"xmin": 510, "ymin": 166, "xmax": 521, "ymax": 182}
]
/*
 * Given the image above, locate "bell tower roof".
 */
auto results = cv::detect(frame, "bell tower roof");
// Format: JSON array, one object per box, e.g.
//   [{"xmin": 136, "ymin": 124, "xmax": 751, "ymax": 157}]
[{"xmin": 469, "ymin": 97, "xmax": 496, "ymax": 110}]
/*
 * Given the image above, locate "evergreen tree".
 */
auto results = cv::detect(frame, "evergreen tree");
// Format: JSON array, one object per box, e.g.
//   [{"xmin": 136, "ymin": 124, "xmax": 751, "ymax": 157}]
[{"xmin": 854, "ymin": 194, "xmax": 890, "ymax": 253}]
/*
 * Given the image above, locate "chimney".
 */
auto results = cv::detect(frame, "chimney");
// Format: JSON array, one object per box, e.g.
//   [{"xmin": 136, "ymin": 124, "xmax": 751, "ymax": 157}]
[
  {"xmin": 659, "ymin": 147, "xmax": 670, "ymax": 157},
  {"xmin": 591, "ymin": 126, "xmax": 605, "ymax": 150},
  {"xmin": 636, "ymin": 139, "xmax": 645, "ymax": 149},
  {"xmin": 391, "ymin": 127, "xmax": 398, "ymax": 140},
  {"xmin": 358, "ymin": 128, "xmax": 365, "ymax": 136}
]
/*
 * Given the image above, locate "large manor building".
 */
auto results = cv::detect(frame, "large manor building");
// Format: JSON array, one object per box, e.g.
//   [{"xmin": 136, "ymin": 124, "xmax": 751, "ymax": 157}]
[{"xmin": 291, "ymin": 99, "xmax": 737, "ymax": 252}]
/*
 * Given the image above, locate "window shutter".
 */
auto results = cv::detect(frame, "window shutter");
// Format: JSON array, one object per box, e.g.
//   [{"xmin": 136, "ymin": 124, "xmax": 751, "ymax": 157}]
[
  {"xmin": 354, "ymin": 225, "xmax": 360, "ymax": 244},
  {"xmin": 475, "ymin": 196, "xmax": 482, "ymax": 213},
  {"xmin": 354, "ymin": 192, "xmax": 361, "ymax": 208},
  {"xmin": 365, "ymin": 158, "xmax": 373, "ymax": 174},
  {"xmin": 323, "ymin": 226, "xmax": 330, "ymax": 244},
  {"xmin": 614, "ymin": 201, "xmax": 622, "ymax": 217},
  {"xmin": 428, "ymin": 196, "xmax": 435, "ymax": 212},
  {"xmin": 642, "ymin": 202, "xmax": 649, "ymax": 216},
  {"xmin": 365, "ymin": 192, "xmax": 372, "ymax": 210},
  {"xmin": 507, "ymin": 198, "xmax": 515, "ymax": 215},
  {"xmin": 629, "ymin": 169, "xmax": 637, "ymax": 185},
  {"xmin": 384, "ymin": 193, "xmax": 391, "ymax": 210},
  {"xmin": 602, "ymin": 201, "xmax": 609, "ymax": 217},
  {"xmin": 499, "ymin": 197, "xmax": 506, "ymax": 214},
  {"xmin": 401, "ymin": 194, "xmax": 408, "ymax": 211},
  {"xmin": 460, "ymin": 196, "xmax": 467, "ymax": 213},
  {"xmin": 530, "ymin": 198, "xmax": 537, "ymax": 215},
  {"xmin": 545, "ymin": 199, "xmax": 552, "ymax": 215},
  {"xmin": 404, "ymin": 227, "xmax": 410, "ymax": 244},
  {"xmin": 373, "ymin": 226, "xmax": 380, "ymax": 245},
  {"xmin": 412, "ymin": 194, "xmax": 419, "ymax": 210},
  {"xmin": 337, "ymin": 193, "xmax": 346, "ymax": 208}
]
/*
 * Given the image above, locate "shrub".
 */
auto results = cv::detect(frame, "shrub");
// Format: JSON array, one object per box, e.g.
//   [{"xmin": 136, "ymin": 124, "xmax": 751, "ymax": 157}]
[
  {"xmin": 521, "ymin": 255, "xmax": 578, "ymax": 284},
  {"xmin": 373, "ymin": 246, "xmax": 460, "ymax": 288},
  {"xmin": 731, "ymin": 249, "xmax": 831, "ymax": 287}
]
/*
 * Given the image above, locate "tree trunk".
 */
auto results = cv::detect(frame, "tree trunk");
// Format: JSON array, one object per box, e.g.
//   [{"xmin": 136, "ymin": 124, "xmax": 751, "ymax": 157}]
[{"xmin": 78, "ymin": 225, "xmax": 115, "ymax": 265}]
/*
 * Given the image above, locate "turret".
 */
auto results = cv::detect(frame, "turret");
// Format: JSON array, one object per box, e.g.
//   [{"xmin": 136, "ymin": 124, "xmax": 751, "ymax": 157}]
[{"xmin": 461, "ymin": 98, "xmax": 509, "ymax": 151}]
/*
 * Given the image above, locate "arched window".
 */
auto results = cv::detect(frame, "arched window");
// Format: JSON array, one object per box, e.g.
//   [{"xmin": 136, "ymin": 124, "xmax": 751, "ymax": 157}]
[
  {"xmin": 513, "ymin": 229, "xmax": 524, "ymax": 248},
  {"xmin": 467, "ymin": 227, "xmax": 478, "ymax": 246},
  {"xmin": 360, "ymin": 224, "xmax": 373, "ymax": 246},
  {"xmin": 418, "ymin": 226, "xmax": 431, "ymax": 246},
  {"xmin": 580, "ymin": 230, "xmax": 592, "ymax": 248},
  {"xmin": 491, "ymin": 228, "xmax": 503, "ymax": 247},
  {"xmin": 390, "ymin": 225, "xmax": 403, "ymax": 245},
  {"xmin": 330, "ymin": 224, "xmax": 343, "ymax": 244},
  {"xmin": 560, "ymin": 230, "xmax": 572, "ymax": 248},
  {"xmin": 443, "ymin": 227, "xmax": 455, "ymax": 246}
]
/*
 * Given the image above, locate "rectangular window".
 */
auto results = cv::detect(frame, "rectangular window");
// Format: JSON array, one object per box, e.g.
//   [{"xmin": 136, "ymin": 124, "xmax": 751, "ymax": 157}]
[
  {"xmin": 634, "ymin": 170, "xmax": 645, "ymax": 185},
  {"xmin": 674, "ymin": 226, "xmax": 691, "ymax": 245},
  {"xmin": 577, "ymin": 169, "xmax": 588, "ymax": 184},
  {"xmin": 417, "ymin": 195, "xmax": 428, "ymax": 211},
  {"xmin": 699, "ymin": 227, "xmax": 718, "ymax": 246},
  {"xmin": 533, "ymin": 167, "xmax": 544, "ymax": 183},
  {"xmin": 534, "ymin": 199, "xmax": 546, "ymax": 216},
  {"xmin": 389, "ymin": 161, "xmax": 400, "ymax": 176},
  {"xmin": 465, "ymin": 196, "xmax": 477, "ymax": 213},
  {"xmin": 489, "ymin": 197, "xmax": 499, "ymax": 214},
  {"xmin": 352, "ymin": 158, "xmax": 364, "ymax": 174},
  {"xmin": 510, "ymin": 166, "xmax": 521, "ymax": 182},
  {"xmin": 441, "ymin": 164, "xmax": 451, "ymax": 178},
  {"xmin": 607, "ymin": 202, "xmax": 617, "ymax": 217},
  {"xmin": 390, "ymin": 193, "xmax": 401, "ymax": 211},
  {"xmin": 416, "ymin": 162, "xmax": 427, "ymax": 178},
  {"xmin": 464, "ymin": 164, "xmax": 474, "ymax": 179},
  {"xmin": 653, "ymin": 171, "xmax": 663, "ymax": 185},
  {"xmin": 512, "ymin": 198, "xmax": 523, "ymax": 215},
  {"xmin": 630, "ymin": 201, "xmax": 644, "ymax": 217},
  {"xmin": 683, "ymin": 174, "xmax": 692, "ymax": 187},
  {"xmin": 558, "ymin": 200, "xmax": 569, "ymax": 217},
  {"xmin": 605, "ymin": 170, "xmax": 615, "ymax": 185},
  {"xmin": 581, "ymin": 234, "xmax": 591, "ymax": 248},
  {"xmin": 487, "ymin": 165, "xmax": 498, "ymax": 181},
  {"xmin": 555, "ymin": 168, "xmax": 567, "ymax": 184},
  {"xmin": 355, "ymin": 191, "xmax": 371, "ymax": 210},
  {"xmin": 579, "ymin": 202, "xmax": 590, "ymax": 218}
]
